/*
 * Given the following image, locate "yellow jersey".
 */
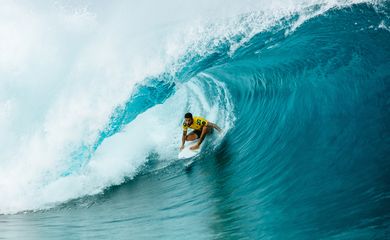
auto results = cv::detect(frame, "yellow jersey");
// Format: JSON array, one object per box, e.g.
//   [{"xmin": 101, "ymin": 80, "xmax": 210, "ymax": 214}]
[{"xmin": 182, "ymin": 116, "xmax": 208, "ymax": 131}]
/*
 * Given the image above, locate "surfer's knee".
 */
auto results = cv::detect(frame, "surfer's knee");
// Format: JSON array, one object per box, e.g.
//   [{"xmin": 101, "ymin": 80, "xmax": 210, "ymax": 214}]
[{"xmin": 186, "ymin": 134, "xmax": 197, "ymax": 141}]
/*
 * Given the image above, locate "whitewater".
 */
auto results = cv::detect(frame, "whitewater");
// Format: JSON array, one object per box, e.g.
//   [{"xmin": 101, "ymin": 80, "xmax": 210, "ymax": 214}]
[{"xmin": 0, "ymin": 0, "xmax": 389, "ymax": 239}]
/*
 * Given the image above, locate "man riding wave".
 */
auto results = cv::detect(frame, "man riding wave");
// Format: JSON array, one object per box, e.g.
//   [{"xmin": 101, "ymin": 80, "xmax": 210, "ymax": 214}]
[{"xmin": 180, "ymin": 112, "xmax": 222, "ymax": 151}]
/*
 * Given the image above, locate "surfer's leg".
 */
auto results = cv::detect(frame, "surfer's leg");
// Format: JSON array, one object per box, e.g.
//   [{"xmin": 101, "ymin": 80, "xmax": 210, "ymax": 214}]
[{"xmin": 185, "ymin": 132, "xmax": 198, "ymax": 141}]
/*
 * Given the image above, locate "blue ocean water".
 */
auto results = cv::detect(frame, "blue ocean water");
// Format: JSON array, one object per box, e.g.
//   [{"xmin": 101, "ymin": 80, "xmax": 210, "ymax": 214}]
[{"xmin": 1, "ymin": 1, "xmax": 389, "ymax": 239}]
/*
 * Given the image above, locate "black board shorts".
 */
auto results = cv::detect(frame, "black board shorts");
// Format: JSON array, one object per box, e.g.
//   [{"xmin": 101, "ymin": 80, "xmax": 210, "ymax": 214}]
[
  {"xmin": 190, "ymin": 130, "xmax": 202, "ymax": 138},
  {"xmin": 190, "ymin": 128, "xmax": 213, "ymax": 138}
]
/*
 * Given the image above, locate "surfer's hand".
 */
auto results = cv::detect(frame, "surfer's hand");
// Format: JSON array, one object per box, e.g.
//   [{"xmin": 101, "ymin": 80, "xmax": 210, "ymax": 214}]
[
  {"xmin": 190, "ymin": 144, "xmax": 200, "ymax": 150},
  {"xmin": 180, "ymin": 145, "xmax": 184, "ymax": 151}
]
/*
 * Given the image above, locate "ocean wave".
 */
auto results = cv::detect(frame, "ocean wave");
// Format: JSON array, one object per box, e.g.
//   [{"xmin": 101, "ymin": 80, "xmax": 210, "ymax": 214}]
[{"xmin": 0, "ymin": 0, "xmax": 388, "ymax": 219}]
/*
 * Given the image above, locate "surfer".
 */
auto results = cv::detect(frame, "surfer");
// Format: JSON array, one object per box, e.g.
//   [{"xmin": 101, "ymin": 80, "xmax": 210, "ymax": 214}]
[{"xmin": 180, "ymin": 112, "xmax": 222, "ymax": 151}]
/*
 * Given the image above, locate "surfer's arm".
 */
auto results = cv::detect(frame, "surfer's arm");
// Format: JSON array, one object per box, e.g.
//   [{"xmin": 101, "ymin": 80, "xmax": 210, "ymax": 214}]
[
  {"xmin": 180, "ymin": 130, "xmax": 187, "ymax": 150},
  {"xmin": 207, "ymin": 122, "xmax": 222, "ymax": 132}
]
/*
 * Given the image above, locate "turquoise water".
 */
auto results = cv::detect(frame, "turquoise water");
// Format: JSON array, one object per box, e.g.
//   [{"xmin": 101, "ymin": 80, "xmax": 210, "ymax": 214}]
[{"xmin": 1, "ymin": 1, "xmax": 389, "ymax": 239}]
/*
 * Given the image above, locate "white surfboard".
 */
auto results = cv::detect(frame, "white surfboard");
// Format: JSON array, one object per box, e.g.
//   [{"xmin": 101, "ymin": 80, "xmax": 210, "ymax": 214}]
[{"xmin": 178, "ymin": 143, "xmax": 202, "ymax": 159}]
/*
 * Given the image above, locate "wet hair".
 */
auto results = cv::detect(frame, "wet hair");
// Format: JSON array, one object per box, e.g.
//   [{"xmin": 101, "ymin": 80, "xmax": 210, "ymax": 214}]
[{"xmin": 184, "ymin": 112, "xmax": 193, "ymax": 119}]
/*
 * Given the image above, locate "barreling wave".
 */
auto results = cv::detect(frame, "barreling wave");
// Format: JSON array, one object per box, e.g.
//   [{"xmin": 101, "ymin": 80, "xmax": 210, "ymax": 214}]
[{"xmin": 0, "ymin": 2, "xmax": 389, "ymax": 230}]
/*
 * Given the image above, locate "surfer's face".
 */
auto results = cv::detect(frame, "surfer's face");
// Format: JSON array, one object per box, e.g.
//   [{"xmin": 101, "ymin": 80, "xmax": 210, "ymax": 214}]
[{"xmin": 185, "ymin": 117, "xmax": 193, "ymax": 126}]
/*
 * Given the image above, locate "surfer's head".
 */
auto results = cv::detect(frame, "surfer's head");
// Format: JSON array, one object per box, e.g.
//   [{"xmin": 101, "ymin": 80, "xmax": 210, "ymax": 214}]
[{"xmin": 184, "ymin": 112, "xmax": 193, "ymax": 126}]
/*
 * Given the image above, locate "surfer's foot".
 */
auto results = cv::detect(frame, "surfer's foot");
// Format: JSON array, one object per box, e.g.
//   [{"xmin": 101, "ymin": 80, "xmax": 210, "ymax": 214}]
[{"xmin": 190, "ymin": 144, "xmax": 200, "ymax": 150}]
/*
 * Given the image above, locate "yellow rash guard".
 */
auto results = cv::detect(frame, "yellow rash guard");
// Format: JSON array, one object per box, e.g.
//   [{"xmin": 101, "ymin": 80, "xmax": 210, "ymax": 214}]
[{"xmin": 182, "ymin": 116, "xmax": 208, "ymax": 131}]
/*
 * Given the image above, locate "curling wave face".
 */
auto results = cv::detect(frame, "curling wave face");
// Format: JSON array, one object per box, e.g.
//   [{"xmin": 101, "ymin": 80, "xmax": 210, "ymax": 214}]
[{"xmin": 0, "ymin": 5, "xmax": 389, "ymax": 240}]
